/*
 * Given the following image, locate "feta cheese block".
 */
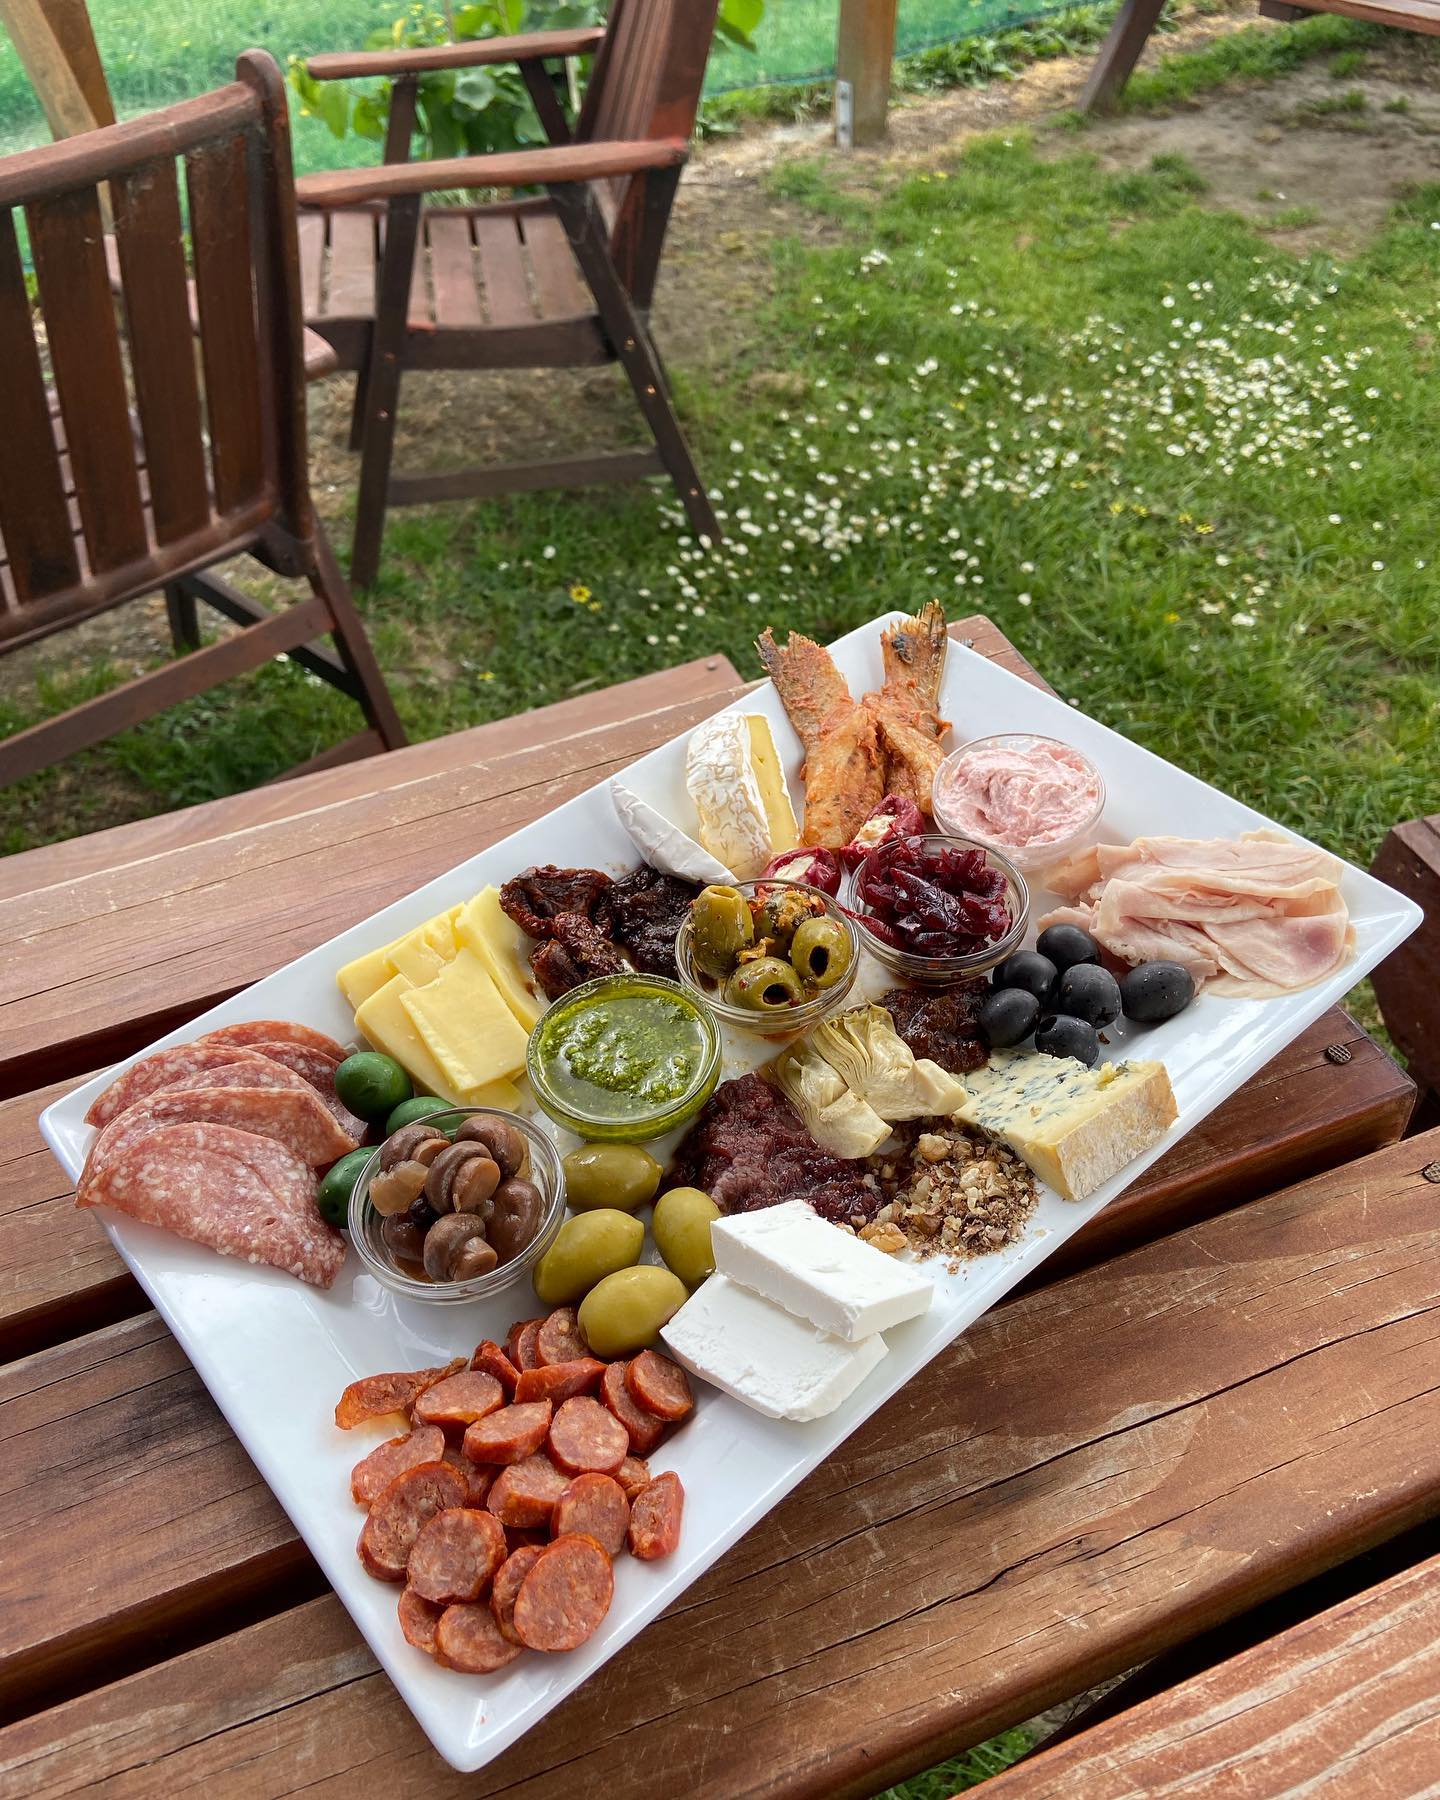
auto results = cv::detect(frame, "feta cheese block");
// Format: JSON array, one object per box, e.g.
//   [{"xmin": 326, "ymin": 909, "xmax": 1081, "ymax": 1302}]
[
  {"xmin": 662, "ymin": 1274, "xmax": 886, "ymax": 1421},
  {"xmin": 712, "ymin": 1199, "xmax": 932, "ymax": 1342},
  {"xmin": 684, "ymin": 712, "xmax": 799, "ymax": 880},
  {"xmin": 953, "ymin": 1049, "xmax": 1178, "ymax": 1202},
  {"xmin": 610, "ymin": 779, "xmax": 733, "ymax": 886}
]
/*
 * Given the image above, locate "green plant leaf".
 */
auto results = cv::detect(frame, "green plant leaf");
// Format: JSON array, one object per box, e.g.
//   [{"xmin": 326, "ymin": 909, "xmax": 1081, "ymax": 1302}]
[
  {"xmin": 352, "ymin": 92, "xmax": 389, "ymax": 140},
  {"xmin": 716, "ymin": 0, "xmax": 763, "ymax": 50}
]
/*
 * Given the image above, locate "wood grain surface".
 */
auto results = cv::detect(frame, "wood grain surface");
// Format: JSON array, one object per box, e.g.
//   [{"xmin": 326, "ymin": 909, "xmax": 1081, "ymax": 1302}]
[
  {"xmin": 981, "ymin": 1552, "xmax": 1440, "ymax": 1798},
  {"xmin": 2, "ymin": 1128, "xmax": 1437, "ymax": 1795}
]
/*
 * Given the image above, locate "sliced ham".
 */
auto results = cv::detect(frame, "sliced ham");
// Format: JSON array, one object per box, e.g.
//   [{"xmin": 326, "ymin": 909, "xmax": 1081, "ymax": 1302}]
[
  {"xmin": 84, "ymin": 1045, "xmax": 277, "ymax": 1128},
  {"xmin": 79, "ymin": 1121, "xmax": 345, "ymax": 1288},
  {"xmin": 196, "ymin": 1021, "xmax": 350, "ymax": 1061}
]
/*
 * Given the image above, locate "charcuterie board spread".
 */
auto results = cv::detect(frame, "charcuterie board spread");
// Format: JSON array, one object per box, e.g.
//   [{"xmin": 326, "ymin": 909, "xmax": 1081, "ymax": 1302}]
[{"xmin": 41, "ymin": 607, "xmax": 1421, "ymax": 1773}]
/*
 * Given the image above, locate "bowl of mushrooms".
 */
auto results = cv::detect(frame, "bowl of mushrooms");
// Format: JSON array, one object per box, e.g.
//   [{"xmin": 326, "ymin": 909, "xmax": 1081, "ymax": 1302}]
[{"xmin": 348, "ymin": 1105, "xmax": 566, "ymax": 1305}]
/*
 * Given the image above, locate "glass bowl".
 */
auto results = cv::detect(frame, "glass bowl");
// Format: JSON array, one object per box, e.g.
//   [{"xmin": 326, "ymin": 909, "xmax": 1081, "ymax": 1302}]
[
  {"xmin": 674, "ymin": 877, "xmax": 862, "ymax": 1042},
  {"xmin": 930, "ymin": 733, "xmax": 1106, "ymax": 875},
  {"xmin": 526, "ymin": 972, "xmax": 721, "ymax": 1142},
  {"xmin": 349, "ymin": 1105, "xmax": 565, "ymax": 1306},
  {"xmin": 851, "ymin": 832, "xmax": 1029, "ymax": 987}
]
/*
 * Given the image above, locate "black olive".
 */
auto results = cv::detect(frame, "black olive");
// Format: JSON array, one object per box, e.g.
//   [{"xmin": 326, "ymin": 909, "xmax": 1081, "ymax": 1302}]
[
  {"xmin": 1055, "ymin": 963, "xmax": 1122, "ymax": 1029},
  {"xmin": 991, "ymin": 950, "xmax": 1057, "ymax": 1002},
  {"xmin": 1035, "ymin": 923, "xmax": 1102, "ymax": 971},
  {"xmin": 1120, "ymin": 960, "xmax": 1196, "ymax": 1023},
  {"xmin": 1035, "ymin": 1014, "xmax": 1100, "ymax": 1067},
  {"xmin": 977, "ymin": 987, "xmax": 1041, "ymax": 1048}
]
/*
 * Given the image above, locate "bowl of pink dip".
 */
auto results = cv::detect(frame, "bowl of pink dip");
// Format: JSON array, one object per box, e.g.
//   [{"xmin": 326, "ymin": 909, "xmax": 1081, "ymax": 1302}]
[{"xmin": 931, "ymin": 733, "xmax": 1105, "ymax": 873}]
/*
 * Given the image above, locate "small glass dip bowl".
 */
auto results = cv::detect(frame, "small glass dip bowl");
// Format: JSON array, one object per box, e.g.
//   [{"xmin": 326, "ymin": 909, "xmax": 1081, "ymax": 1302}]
[
  {"xmin": 851, "ymin": 832, "xmax": 1029, "ymax": 987},
  {"xmin": 931, "ymin": 733, "xmax": 1106, "ymax": 875},
  {"xmin": 527, "ymin": 973, "xmax": 722, "ymax": 1142},
  {"xmin": 349, "ymin": 1105, "xmax": 565, "ymax": 1306},
  {"xmin": 674, "ymin": 877, "xmax": 862, "ymax": 1043}
]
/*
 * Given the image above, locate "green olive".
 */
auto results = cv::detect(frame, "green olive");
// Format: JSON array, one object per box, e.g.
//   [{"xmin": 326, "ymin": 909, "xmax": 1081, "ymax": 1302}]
[
  {"xmin": 753, "ymin": 888, "xmax": 824, "ymax": 957},
  {"xmin": 790, "ymin": 915, "xmax": 854, "ymax": 990},
  {"xmin": 532, "ymin": 1208, "xmax": 644, "ymax": 1307},
  {"xmin": 562, "ymin": 1143, "xmax": 663, "ymax": 1213},
  {"xmin": 652, "ymin": 1187, "xmax": 720, "ymax": 1289},
  {"xmin": 689, "ymin": 885, "xmax": 755, "ymax": 979},
  {"xmin": 724, "ymin": 955, "xmax": 803, "ymax": 1012},
  {"xmin": 577, "ymin": 1264, "xmax": 689, "ymax": 1358}
]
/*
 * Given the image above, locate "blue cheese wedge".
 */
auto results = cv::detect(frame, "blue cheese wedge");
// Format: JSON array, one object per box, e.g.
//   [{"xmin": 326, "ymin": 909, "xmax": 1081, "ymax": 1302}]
[
  {"xmin": 609, "ymin": 780, "xmax": 733, "ymax": 885},
  {"xmin": 712, "ymin": 1199, "xmax": 932, "ymax": 1342},
  {"xmin": 953, "ymin": 1050, "xmax": 1177, "ymax": 1202},
  {"xmin": 661, "ymin": 1274, "xmax": 886, "ymax": 1420},
  {"xmin": 684, "ymin": 712, "xmax": 798, "ymax": 880}
]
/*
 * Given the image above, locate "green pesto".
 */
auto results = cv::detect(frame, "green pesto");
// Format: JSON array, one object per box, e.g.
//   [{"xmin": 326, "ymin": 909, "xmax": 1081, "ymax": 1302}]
[{"xmin": 535, "ymin": 990, "xmax": 709, "ymax": 1119}]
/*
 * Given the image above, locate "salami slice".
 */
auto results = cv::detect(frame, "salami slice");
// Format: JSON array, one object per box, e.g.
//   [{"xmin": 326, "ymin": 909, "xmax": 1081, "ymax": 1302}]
[
  {"xmin": 83, "ymin": 1122, "xmax": 345, "ymax": 1289},
  {"xmin": 547, "ymin": 1397, "xmax": 629, "ymax": 1477},
  {"xmin": 552, "ymin": 1473, "xmax": 629, "ymax": 1557},
  {"xmin": 490, "ymin": 1544, "xmax": 544, "ymax": 1645},
  {"xmin": 412, "ymin": 1370, "xmax": 504, "ymax": 1432},
  {"xmin": 442, "ymin": 1448, "xmax": 497, "ymax": 1509},
  {"xmin": 398, "ymin": 1587, "xmax": 444, "ymax": 1656},
  {"xmin": 627, "ymin": 1470, "xmax": 683, "ymax": 1561},
  {"xmin": 514, "ymin": 1359, "xmax": 606, "ymax": 1408},
  {"xmin": 513, "ymin": 1319, "xmax": 546, "ymax": 1372},
  {"xmin": 470, "ymin": 1339, "xmax": 520, "ymax": 1396},
  {"xmin": 512, "ymin": 1534, "xmax": 614, "ymax": 1653},
  {"xmin": 196, "ymin": 1020, "xmax": 349, "ymax": 1061},
  {"xmin": 351, "ymin": 1425, "xmax": 447, "ymax": 1506},
  {"xmin": 85, "ymin": 1085, "xmax": 356, "ymax": 1184},
  {"xmin": 166, "ymin": 1059, "xmax": 318, "ymax": 1098},
  {"xmin": 624, "ymin": 1351, "xmax": 694, "ymax": 1423},
  {"xmin": 600, "ymin": 1362, "xmax": 665, "ymax": 1456},
  {"xmin": 336, "ymin": 1361, "xmax": 466, "ymax": 1430},
  {"xmin": 358, "ymin": 1461, "xmax": 469, "ymax": 1581},
  {"xmin": 84, "ymin": 1044, "xmax": 276, "ymax": 1128},
  {"xmin": 535, "ymin": 1307, "xmax": 588, "ymax": 1367},
  {"xmin": 462, "ymin": 1401, "xmax": 552, "ymax": 1466},
  {"xmin": 407, "ymin": 1506, "xmax": 507, "ymax": 1604},
  {"xmin": 242, "ymin": 1040, "xmax": 366, "ymax": 1142},
  {"xmin": 615, "ymin": 1455, "xmax": 652, "ymax": 1504},
  {"xmin": 486, "ymin": 1454, "xmax": 570, "ymax": 1529},
  {"xmin": 435, "ymin": 1600, "xmax": 524, "ymax": 1673}
]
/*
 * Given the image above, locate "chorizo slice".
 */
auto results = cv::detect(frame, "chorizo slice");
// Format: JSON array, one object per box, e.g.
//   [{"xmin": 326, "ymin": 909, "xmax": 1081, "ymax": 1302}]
[
  {"xmin": 470, "ymin": 1339, "xmax": 520, "ymax": 1396},
  {"xmin": 413, "ymin": 1370, "xmax": 504, "ymax": 1432},
  {"xmin": 627, "ymin": 1470, "xmax": 684, "ymax": 1561},
  {"xmin": 599, "ymin": 1362, "xmax": 665, "ymax": 1456},
  {"xmin": 514, "ymin": 1358, "xmax": 606, "ymax": 1408},
  {"xmin": 407, "ymin": 1506, "xmax": 508, "ymax": 1605},
  {"xmin": 351, "ymin": 1425, "xmax": 447, "ymax": 1507},
  {"xmin": 552, "ymin": 1473, "xmax": 629, "ymax": 1557},
  {"xmin": 398, "ymin": 1587, "xmax": 444, "ymax": 1657},
  {"xmin": 441, "ymin": 1447, "xmax": 496, "ymax": 1509},
  {"xmin": 624, "ymin": 1351, "xmax": 694, "ymax": 1423},
  {"xmin": 615, "ymin": 1455, "xmax": 652, "ymax": 1504},
  {"xmin": 513, "ymin": 1319, "xmax": 546, "ymax": 1372},
  {"xmin": 435, "ymin": 1601, "xmax": 524, "ymax": 1674},
  {"xmin": 506, "ymin": 1525, "xmax": 549, "ymax": 1555},
  {"xmin": 335, "ymin": 1361, "xmax": 465, "ymax": 1430},
  {"xmin": 512, "ymin": 1534, "xmax": 614, "ymax": 1653},
  {"xmin": 463, "ymin": 1400, "xmax": 552, "ymax": 1466},
  {"xmin": 535, "ymin": 1307, "xmax": 588, "ymax": 1367},
  {"xmin": 358, "ymin": 1461, "xmax": 469, "ymax": 1581},
  {"xmin": 490, "ymin": 1544, "xmax": 545, "ymax": 1645},
  {"xmin": 547, "ymin": 1396, "xmax": 628, "ymax": 1477},
  {"xmin": 486, "ymin": 1454, "xmax": 570, "ymax": 1529}
]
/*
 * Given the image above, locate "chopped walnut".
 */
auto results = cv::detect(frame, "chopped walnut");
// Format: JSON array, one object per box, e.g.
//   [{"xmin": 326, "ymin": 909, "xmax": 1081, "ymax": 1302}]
[
  {"xmin": 858, "ymin": 1220, "xmax": 908, "ymax": 1255},
  {"xmin": 865, "ymin": 1118, "xmax": 1038, "ymax": 1271}
]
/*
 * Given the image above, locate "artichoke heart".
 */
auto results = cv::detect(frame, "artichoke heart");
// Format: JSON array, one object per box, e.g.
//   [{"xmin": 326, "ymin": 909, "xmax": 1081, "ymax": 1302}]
[
  {"xmin": 773, "ymin": 1042, "xmax": 890, "ymax": 1159},
  {"xmin": 810, "ymin": 1004, "xmax": 968, "ymax": 1121}
]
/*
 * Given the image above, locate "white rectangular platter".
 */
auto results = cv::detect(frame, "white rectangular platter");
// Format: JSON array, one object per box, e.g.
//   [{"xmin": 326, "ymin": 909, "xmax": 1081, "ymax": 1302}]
[{"xmin": 40, "ymin": 612, "xmax": 1422, "ymax": 1773}]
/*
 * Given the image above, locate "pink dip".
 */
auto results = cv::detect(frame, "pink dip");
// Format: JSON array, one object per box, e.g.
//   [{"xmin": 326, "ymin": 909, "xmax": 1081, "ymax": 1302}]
[{"xmin": 932, "ymin": 736, "xmax": 1102, "ymax": 850}]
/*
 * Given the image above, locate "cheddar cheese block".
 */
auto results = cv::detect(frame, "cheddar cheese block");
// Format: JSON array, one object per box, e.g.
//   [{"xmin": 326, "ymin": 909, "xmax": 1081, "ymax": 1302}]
[
  {"xmin": 456, "ymin": 886, "xmax": 544, "ymax": 1032},
  {"xmin": 356, "ymin": 970, "xmax": 520, "ymax": 1110},
  {"xmin": 952, "ymin": 1050, "xmax": 1177, "ymax": 1202},
  {"xmin": 399, "ymin": 947, "xmax": 529, "ymax": 1095}
]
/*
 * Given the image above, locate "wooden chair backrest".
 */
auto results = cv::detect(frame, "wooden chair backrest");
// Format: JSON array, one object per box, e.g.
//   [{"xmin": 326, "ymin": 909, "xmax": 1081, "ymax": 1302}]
[
  {"xmin": 0, "ymin": 51, "xmax": 313, "ymax": 643},
  {"xmin": 579, "ymin": 0, "xmax": 719, "ymax": 305}
]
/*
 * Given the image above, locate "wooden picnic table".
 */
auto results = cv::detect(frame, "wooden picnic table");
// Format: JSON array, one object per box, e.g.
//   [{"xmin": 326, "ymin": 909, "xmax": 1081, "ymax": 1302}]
[{"xmin": 0, "ymin": 616, "xmax": 1435, "ymax": 1797}]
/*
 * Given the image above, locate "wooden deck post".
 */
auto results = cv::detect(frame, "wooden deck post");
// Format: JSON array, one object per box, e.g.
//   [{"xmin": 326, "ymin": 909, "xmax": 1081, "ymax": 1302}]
[
  {"xmin": 1079, "ymin": 0, "xmax": 1167, "ymax": 112},
  {"xmin": 0, "ymin": 0, "xmax": 113, "ymax": 138},
  {"xmin": 835, "ymin": 0, "xmax": 899, "ymax": 147}
]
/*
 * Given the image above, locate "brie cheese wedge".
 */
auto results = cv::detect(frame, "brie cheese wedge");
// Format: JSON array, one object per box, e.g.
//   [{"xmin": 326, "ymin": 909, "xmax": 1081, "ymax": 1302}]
[
  {"xmin": 610, "ymin": 781, "xmax": 733, "ymax": 885},
  {"xmin": 684, "ymin": 712, "xmax": 799, "ymax": 880}
]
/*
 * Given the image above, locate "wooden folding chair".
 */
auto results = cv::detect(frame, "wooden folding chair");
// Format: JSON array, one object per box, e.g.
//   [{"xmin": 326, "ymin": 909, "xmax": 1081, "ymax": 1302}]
[
  {"xmin": 297, "ymin": 0, "xmax": 723, "ymax": 587},
  {"xmin": 0, "ymin": 51, "xmax": 406, "ymax": 787}
]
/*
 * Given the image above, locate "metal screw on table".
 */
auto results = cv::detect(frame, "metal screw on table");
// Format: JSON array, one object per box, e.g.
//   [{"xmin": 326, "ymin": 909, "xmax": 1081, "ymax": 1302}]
[
  {"xmin": 1324, "ymin": 1043, "xmax": 1353, "ymax": 1065},
  {"xmin": 1422, "ymin": 1162, "xmax": 1440, "ymax": 1185}
]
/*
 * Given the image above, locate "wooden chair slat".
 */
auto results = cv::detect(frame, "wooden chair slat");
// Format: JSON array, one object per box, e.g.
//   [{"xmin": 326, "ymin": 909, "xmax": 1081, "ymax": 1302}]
[
  {"xmin": 112, "ymin": 159, "xmax": 212, "ymax": 544},
  {"xmin": 523, "ymin": 208, "xmax": 590, "ymax": 317},
  {"xmin": 296, "ymin": 208, "xmax": 324, "ymax": 320},
  {"xmin": 425, "ymin": 213, "xmax": 482, "ymax": 327},
  {"xmin": 185, "ymin": 134, "xmax": 265, "ymax": 515},
  {"xmin": 471, "ymin": 212, "xmax": 532, "ymax": 325},
  {"xmin": 2, "ymin": 1129, "xmax": 1437, "ymax": 1784},
  {"xmin": 0, "ymin": 213, "xmax": 80, "ymax": 605},
  {"xmin": 323, "ymin": 209, "xmax": 377, "ymax": 318},
  {"xmin": 26, "ymin": 186, "xmax": 149, "ymax": 574}
]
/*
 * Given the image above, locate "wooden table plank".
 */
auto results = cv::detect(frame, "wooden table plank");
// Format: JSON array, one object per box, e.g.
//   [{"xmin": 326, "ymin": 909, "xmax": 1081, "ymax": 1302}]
[
  {"xmin": 981, "ymin": 1552, "xmax": 1440, "ymax": 1798},
  {"xmin": 3, "ymin": 1128, "xmax": 1437, "ymax": 1793}
]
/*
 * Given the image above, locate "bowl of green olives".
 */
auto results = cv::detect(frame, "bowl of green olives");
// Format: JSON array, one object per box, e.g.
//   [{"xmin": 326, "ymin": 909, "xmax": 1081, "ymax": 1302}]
[
  {"xmin": 674, "ymin": 878, "xmax": 862, "ymax": 1039},
  {"xmin": 349, "ymin": 1106, "xmax": 566, "ymax": 1305}
]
